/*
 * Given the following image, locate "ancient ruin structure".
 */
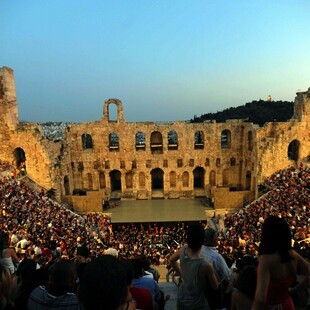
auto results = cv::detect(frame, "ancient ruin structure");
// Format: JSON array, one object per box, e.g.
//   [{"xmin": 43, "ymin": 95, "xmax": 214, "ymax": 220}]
[{"xmin": 0, "ymin": 66, "xmax": 309, "ymax": 212}]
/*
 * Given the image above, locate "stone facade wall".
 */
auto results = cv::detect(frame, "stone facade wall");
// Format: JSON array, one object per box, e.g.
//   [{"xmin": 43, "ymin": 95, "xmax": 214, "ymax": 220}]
[
  {"xmin": 0, "ymin": 68, "xmax": 62, "ymax": 190},
  {"xmin": 213, "ymin": 187, "xmax": 254, "ymax": 210},
  {"xmin": 0, "ymin": 66, "xmax": 309, "ymax": 211}
]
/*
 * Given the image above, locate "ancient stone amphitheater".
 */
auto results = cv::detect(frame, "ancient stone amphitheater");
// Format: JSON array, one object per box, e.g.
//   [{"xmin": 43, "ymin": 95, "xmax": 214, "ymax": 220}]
[{"xmin": 0, "ymin": 66, "xmax": 309, "ymax": 212}]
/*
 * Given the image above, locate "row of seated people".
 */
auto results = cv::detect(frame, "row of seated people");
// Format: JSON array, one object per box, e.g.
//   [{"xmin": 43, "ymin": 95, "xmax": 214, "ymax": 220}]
[
  {"xmin": 0, "ymin": 222, "xmax": 308, "ymax": 309},
  {"xmin": 1, "ymin": 164, "xmax": 308, "ymax": 267},
  {"xmin": 0, "ymin": 164, "xmax": 309, "ymax": 309},
  {"xmin": 0, "ymin": 248, "xmax": 169, "ymax": 310}
]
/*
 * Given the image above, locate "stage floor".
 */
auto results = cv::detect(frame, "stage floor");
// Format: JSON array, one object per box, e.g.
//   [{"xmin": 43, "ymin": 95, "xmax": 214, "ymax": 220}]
[{"xmin": 108, "ymin": 199, "xmax": 212, "ymax": 224}]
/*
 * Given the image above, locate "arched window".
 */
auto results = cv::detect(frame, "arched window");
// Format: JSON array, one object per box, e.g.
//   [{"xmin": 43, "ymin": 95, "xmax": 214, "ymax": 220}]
[
  {"xmin": 216, "ymin": 158, "xmax": 221, "ymax": 167},
  {"xmin": 99, "ymin": 172, "xmax": 106, "ymax": 189},
  {"xmin": 194, "ymin": 131, "xmax": 204, "ymax": 149},
  {"xmin": 248, "ymin": 131, "xmax": 253, "ymax": 151},
  {"xmin": 103, "ymin": 99, "xmax": 124, "ymax": 123},
  {"xmin": 182, "ymin": 171, "xmax": 189, "ymax": 187},
  {"xmin": 223, "ymin": 169, "xmax": 229, "ymax": 186},
  {"xmin": 210, "ymin": 170, "xmax": 216, "ymax": 187},
  {"xmin": 87, "ymin": 173, "xmax": 93, "ymax": 190},
  {"xmin": 150, "ymin": 131, "xmax": 163, "ymax": 154},
  {"xmin": 82, "ymin": 133, "xmax": 93, "ymax": 149},
  {"xmin": 288, "ymin": 140, "xmax": 300, "ymax": 161},
  {"xmin": 230, "ymin": 157, "xmax": 236, "ymax": 166},
  {"xmin": 126, "ymin": 172, "xmax": 133, "ymax": 189},
  {"xmin": 221, "ymin": 129, "xmax": 231, "ymax": 149},
  {"xmin": 245, "ymin": 171, "xmax": 251, "ymax": 190},
  {"xmin": 108, "ymin": 103, "xmax": 117, "ymax": 121},
  {"xmin": 151, "ymin": 168, "xmax": 164, "ymax": 189},
  {"xmin": 13, "ymin": 147, "xmax": 26, "ymax": 169},
  {"xmin": 109, "ymin": 132, "xmax": 119, "ymax": 151},
  {"xmin": 168, "ymin": 131, "xmax": 178, "ymax": 150},
  {"xmin": 64, "ymin": 176, "xmax": 70, "ymax": 195},
  {"xmin": 136, "ymin": 132, "xmax": 146, "ymax": 151},
  {"xmin": 170, "ymin": 171, "xmax": 176, "ymax": 188},
  {"xmin": 205, "ymin": 158, "xmax": 210, "ymax": 167},
  {"xmin": 193, "ymin": 167, "xmax": 205, "ymax": 188},
  {"xmin": 110, "ymin": 170, "xmax": 122, "ymax": 191},
  {"xmin": 139, "ymin": 172, "xmax": 145, "ymax": 188}
]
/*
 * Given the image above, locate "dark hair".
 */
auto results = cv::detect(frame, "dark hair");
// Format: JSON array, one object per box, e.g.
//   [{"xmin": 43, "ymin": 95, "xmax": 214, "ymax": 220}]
[
  {"xmin": 258, "ymin": 216, "xmax": 292, "ymax": 262},
  {"xmin": 187, "ymin": 223, "xmax": 205, "ymax": 251},
  {"xmin": 47, "ymin": 259, "xmax": 77, "ymax": 295},
  {"xmin": 78, "ymin": 255, "xmax": 128, "ymax": 310},
  {"xmin": 236, "ymin": 264, "xmax": 257, "ymax": 300},
  {"xmin": 76, "ymin": 244, "xmax": 89, "ymax": 258},
  {"xmin": 204, "ymin": 228, "xmax": 217, "ymax": 246},
  {"xmin": 0, "ymin": 231, "xmax": 9, "ymax": 252},
  {"xmin": 130, "ymin": 258, "xmax": 144, "ymax": 278}
]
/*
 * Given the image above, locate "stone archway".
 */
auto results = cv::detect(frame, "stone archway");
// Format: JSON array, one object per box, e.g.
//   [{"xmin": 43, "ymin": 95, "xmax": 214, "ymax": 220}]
[
  {"xmin": 151, "ymin": 168, "xmax": 164, "ymax": 190},
  {"xmin": 13, "ymin": 147, "xmax": 26, "ymax": 169},
  {"xmin": 110, "ymin": 170, "xmax": 122, "ymax": 191},
  {"xmin": 288, "ymin": 140, "xmax": 299, "ymax": 161},
  {"xmin": 245, "ymin": 171, "xmax": 251, "ymax": 190},
  {"xmin": 64, "ymin": 175, "xmax": 70, "ymax": 195},
  {"xmin": 193, "ymin": 167, "xmax": 205, "ymax": 188}
]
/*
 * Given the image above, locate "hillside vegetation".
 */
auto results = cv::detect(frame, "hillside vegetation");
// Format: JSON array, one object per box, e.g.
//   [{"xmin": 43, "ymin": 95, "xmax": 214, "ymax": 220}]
[{"xmin": 190, "ymin": 100, "xmax": 294, "ymax": 126}]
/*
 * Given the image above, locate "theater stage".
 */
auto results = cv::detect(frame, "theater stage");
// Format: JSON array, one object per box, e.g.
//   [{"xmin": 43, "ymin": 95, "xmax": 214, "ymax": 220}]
[{"xmin": 107, "ymin": 199, "xmax": 213, "ymax": 224}]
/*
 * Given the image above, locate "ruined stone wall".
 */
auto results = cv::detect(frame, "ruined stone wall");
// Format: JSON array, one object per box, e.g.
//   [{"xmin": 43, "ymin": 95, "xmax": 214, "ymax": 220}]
[
  {"xmin": 0, "ymin": 67, "xmax": 61, "ymax": 191},
  {"xmin": 0, "ymin": 67, "xmax": 19, "ymax": 128},
  {"xmin": 255, "ymin": 88, "xmax": 310, "ymax": 183},
  {"xmin": 1, "ymin": 66, "xmax": 309, "ymax": 211},
  {"xmin": 59, "ymin": 100, "xmax": 258, "ymax": 205}
]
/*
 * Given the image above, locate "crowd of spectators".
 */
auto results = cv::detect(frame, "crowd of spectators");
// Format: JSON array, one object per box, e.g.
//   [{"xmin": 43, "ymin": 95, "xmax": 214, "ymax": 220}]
[
  {"xmin": 220, "ymin": 163, "xmax": 309, "ymax": 263},
  {"xmin": 0, "ymin": 164, "xmax": 309, "ymax": 267},
  {"xmin": 0, "ymin": 176, "xmax": 106, "ymax": 263},
  {"xmin": 0, "ymin": 163, "xmax": 309, "ymax": 308}
]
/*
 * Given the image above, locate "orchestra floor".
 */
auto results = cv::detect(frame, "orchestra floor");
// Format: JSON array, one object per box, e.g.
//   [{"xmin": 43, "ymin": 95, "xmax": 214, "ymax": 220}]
[{"xmin": 107, "ymin": 199, "xmax": 213, "ymax": 224}]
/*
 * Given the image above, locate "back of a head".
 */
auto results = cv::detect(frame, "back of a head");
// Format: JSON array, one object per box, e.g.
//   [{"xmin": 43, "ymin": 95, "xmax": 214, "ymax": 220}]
[
  {"xmin": 258, "ymin": 216, "xmax": 292, "ymax": 262},
  {"xmin": 130, "ymin": 258, "xmax": 144, "ymax": 278},
  {"xmin": 137, "ymin": 255, "xmax": 150, "ymax": 271},
  {"xmin": 15, "ymin": 258, "xmax": 37, "ymax": 282},
  {"xmin": 0, "ymin": 231, "xmax": 9, "ymax": 250},
  {"xmin": 78, "ymin": 255, "xmax": 128, "ymax": 310},
  {"xmin": 76, "ymin": 244, "xmax": 89, "ymax": 258},
  {"xmin": 204, "ymin": 228, "xmax": 217, "ymax": 246},
  {"xmin": 187, "ymin": 223, "xmax": 205, "ymax": 251},
  {"xmin": 236, "ymin": 264, "xmax": 257, "ymax": 300},
  {"xmin": 48, "ymin": 260, "xmax": 76, "ymax": 289}
]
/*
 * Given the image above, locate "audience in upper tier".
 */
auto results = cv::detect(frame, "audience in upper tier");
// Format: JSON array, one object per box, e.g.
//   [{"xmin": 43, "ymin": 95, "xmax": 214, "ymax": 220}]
[{"xmin": 0, "ymin": 163, "xmax": 309, "ymax": 309}]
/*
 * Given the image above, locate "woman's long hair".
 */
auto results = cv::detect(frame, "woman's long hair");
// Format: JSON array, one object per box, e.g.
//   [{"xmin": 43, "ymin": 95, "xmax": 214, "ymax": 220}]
[
  {"xmin": 258, "ymin": 216, "xmax": 292, "ymax": 262},
  {"xmin": 0, "ymin": 264, "xmax": 16, "ymax": 310},
  {"xmin": 0, "ymin": 232, "xmax": 9, "ymax": 258}
]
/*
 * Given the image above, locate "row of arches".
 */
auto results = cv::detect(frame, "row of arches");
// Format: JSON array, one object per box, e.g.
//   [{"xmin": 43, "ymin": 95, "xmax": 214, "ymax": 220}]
[
  {"xmin": 81, "ymin": 130, "xmax": 255, "ymax": 151},
  {"xmin": 64, "ymin": 167, "xmax": 253, "ymax": 195}
]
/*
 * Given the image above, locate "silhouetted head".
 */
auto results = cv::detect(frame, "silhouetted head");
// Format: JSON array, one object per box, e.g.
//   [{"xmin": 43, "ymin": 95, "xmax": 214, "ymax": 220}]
[
  {"xmin": 0, "ymin": 231, "xmax": 9, "ymax": 250},
  {"xmin": 204, "ymin": 228, "xmax": 217, "ymax": 247},
  {"xmin": 78, "ymin": 255, "xmax": 128, "ymax": 310},
  {"xmin": 258, "ymin": 216, "xmax": 292, "ymax": 262},
  {"xmin": 187, "ymin": 223, "xmax": 205, "ymax": 251},
  {"xmin": 47, "ymin": 259, "xmax": 77, "ymax": 295}
]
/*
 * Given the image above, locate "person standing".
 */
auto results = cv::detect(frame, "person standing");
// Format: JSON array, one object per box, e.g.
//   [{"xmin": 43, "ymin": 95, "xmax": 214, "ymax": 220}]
[
  {"xmin": 200, "ymin": 228, "xmax": 232, "ymax": 309},
  {"xmin": 0, "ymin": 231, "xmax": 20, "ymax": 274},
  {"xmin": 254, "ymin": 216, "xmax": 309, "ymax": 310},
  {"xmin": 169, "ymin": 223, "xmax": 218, "ymax": 310}
]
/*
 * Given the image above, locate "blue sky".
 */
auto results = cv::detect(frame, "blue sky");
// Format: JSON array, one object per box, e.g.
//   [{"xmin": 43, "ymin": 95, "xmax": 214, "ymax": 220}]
[{"xmin": 1, "ymin": 1, "xmax": 309, "ymax": 123}]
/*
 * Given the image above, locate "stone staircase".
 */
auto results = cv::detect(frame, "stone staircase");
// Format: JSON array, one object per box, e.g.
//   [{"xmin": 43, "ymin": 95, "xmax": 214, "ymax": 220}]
[{"xmin": 158, "ymin": 282, "xmax": 178, "ymax": 310}]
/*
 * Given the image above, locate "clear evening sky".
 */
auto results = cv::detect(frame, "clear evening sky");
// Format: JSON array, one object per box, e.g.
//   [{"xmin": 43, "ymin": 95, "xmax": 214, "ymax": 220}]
[{"xmin": 1, "ymin": 1, "xmax": 309, "ymax": 123}]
